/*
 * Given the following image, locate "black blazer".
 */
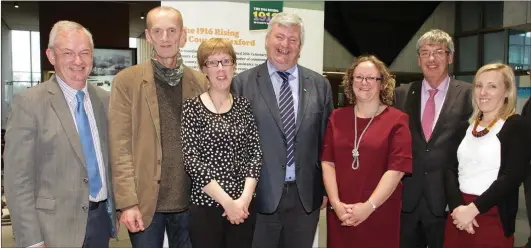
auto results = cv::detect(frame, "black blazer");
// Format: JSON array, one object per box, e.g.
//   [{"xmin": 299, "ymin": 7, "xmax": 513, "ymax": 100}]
[
  {"xmin": 445, "ymin": 115, "xmax": 531, "ymax": 237},
  {"xmin": 231, "ymin": 62, "xmax": 334, "ymax": 213},
  {"xmin": 393, "ymin": 78, "xmax": 473, "ymax": 216}
]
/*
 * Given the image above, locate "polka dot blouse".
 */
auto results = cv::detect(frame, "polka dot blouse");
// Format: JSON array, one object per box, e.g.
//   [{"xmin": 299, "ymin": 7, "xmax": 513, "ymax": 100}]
[{"xmin": 182, "ymin": 95, "xmax": 263, "ymax": 207}]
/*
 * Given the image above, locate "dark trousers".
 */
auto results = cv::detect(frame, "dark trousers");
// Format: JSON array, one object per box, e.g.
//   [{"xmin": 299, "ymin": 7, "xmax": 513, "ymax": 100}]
[
  {"xmin": 129, "ymin": 211, "xmax": 192, "ymax": 248},
  {"xmin": 252, "ymin": 182, "xmax": 320, "ymax": 248},
  {"xmin": 524, "ymin": 166, "xmax": 531, "ymax": 244},
  {"xmin": 400, "ymin": 196, "xmax": 447, "ymax": 248},
  {"xmin": 189, "ymin": 203, "xmax": 256, "ymax": 248},
  {"xmin": 83, "ymin": 200, "xmax": 111, "ymax": 248}
]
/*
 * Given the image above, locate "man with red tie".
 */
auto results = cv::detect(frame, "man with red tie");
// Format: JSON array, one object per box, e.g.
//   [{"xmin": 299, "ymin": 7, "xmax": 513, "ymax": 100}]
[{"xmin": 393, "ymin": 29, "xmax": 473, "ymax": 248}]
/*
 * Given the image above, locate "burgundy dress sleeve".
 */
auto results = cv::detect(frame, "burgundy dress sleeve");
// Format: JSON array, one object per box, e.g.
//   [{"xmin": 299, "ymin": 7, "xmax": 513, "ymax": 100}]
[
  {"xmin": 321, "ymin": 112, "xmax": 335, "ymax": 163},
  {"xmin": 387, "ymin": 112, "xmax": 413, "ymax": 173}
]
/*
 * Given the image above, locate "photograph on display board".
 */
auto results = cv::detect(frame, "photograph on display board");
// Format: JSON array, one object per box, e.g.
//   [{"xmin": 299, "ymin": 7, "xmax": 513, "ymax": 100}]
[{"xmin": 88, "ymin": 47, "xmax": 136, "ymax": 91}]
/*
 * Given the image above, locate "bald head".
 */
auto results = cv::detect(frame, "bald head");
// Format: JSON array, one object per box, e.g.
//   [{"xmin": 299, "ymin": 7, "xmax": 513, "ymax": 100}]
[{"xmin": 146, "ymin": 6, "xmax": 183, "ymax": 30}]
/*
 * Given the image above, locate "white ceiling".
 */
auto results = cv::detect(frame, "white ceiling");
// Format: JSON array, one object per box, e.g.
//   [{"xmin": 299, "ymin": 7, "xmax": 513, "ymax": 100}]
[{"xmin": 1, "ymin": 1, "xmax": 160, "ymax": 38}]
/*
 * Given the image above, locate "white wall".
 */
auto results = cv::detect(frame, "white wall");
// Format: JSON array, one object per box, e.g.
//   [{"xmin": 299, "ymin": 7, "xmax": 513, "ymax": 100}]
[
  {"xmin": 2, "ymin": 20, "xmax": 13, "ymax": 127},
  {"xmin": 323, "ymin": 30, "xmax": 355, "ymax": 70},
  {"xmin": 390, "ymin": 2, "xmax": 456, "ymax": 73}
]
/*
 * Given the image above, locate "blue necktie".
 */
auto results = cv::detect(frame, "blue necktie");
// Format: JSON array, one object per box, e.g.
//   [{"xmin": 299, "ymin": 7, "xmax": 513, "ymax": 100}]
[
  {"xmin": 277, "ymin": 71, "xmax": 296, "ymax": 178},
  {"xmin": 75, "ymin": 91, "xmax": 102, "ymax": 198}
]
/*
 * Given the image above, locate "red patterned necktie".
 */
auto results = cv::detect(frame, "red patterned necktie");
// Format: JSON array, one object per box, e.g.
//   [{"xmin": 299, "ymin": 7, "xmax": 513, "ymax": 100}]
[{"xmin": 422, "ymin": 89, "xmax": 438, "ymax": 141}]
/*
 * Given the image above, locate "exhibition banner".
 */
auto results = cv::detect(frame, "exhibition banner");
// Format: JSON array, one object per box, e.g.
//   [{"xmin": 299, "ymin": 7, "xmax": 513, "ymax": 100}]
[
  {"xmin": 163, "ymin": 1, "xmax": 324, "ymax": 74},
  {"xmin": 249, "ymin": 1, "xmax": 283, "ymax": 31}
]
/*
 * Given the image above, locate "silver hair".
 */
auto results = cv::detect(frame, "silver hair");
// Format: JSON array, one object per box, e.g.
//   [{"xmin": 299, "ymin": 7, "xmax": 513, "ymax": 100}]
[
  {"xmin": 416, "ymin": 29, "xmax": 454, "ymax": 54},
  {"xmin": 48, "ymin": 20, "xmax": 94, "ymax": 49},
  {"xmin": 267, "ymin": 12, "xmax": 305, "ymax": 46}
]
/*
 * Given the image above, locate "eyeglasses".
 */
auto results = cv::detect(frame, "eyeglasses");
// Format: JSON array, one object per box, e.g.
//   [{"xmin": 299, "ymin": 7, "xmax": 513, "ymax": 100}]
[
  {"xmin": 353, "ymin": 75, "xmax": 382, "ymax": 83},
  {"xmin": 204, "ymin": 59, "xmax": 234, "ymax": 68},
  {"xmin": 419, "ymin": 50, "xmax": 450, "ymax": 59}
]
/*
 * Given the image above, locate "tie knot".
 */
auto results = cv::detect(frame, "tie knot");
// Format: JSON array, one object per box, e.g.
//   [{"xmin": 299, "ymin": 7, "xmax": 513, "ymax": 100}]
[
  {"xmin": 428, "ymin": 89, "xmax": 438, "ymax": 98},
  {"xmin": 76, "ymin": 91, "xmax": 85, "ymax": 104},
  {"xmin": 277, "ymin": 71, "xmax": 290, "ymax": 82}
]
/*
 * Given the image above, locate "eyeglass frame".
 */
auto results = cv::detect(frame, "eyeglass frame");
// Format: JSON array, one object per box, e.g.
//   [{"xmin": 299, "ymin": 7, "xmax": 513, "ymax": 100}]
[
  {"xmin": 203, "ymin": 58, "xmax": 235, "ymax": 68},
  {"xmin": 353, "ymin": 75, "xmax": 383, "ymax": 84},
  {"xmin": 418, "ymin": 49, "xmax": 451, "ymax": 59}
]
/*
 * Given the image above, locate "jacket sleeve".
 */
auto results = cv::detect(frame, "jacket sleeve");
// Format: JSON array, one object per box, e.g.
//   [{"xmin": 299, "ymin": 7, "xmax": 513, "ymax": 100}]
[
  {"xmin": 108, "ymin": 72, "xmax": 138, "ymax": 209},
  {"xmin": 4, "ymin": 94, "xmax": 43, "ymax": 247}
]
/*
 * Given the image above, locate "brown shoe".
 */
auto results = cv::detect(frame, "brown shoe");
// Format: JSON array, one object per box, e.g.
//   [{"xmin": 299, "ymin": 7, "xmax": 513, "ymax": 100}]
[{"xmin": 516, "ymin": 243, "xmax": 529, "ymax": 248}]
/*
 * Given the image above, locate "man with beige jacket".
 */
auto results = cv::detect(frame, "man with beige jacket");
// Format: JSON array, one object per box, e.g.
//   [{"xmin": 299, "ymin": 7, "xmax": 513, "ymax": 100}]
[{"xmin": 109, "ymin": 6, "xmax": 207, "ymax": 248}]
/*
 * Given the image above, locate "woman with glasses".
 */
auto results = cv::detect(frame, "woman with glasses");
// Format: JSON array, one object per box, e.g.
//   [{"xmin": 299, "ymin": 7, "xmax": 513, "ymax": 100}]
[
  {"xmin": 444, "ymin": 63, "xmax": 531, "ymax": 248},
  {"xmin": 182, "ymin": 38, "xmax": 262, "ymax": 248},
  {"xmin": 321, "ymin": 55, "xmax": 412, "ymax": 248}
]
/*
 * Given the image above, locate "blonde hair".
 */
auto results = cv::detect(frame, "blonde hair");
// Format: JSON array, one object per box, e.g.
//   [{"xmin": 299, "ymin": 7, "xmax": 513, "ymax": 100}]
[
  {"xmin": 342, "ymin": 55, "xmax": 395, "ymax": 106},
  {"xmin": 48, "ymin": 20, "xmax": 93, "ymax": 49},
  {"xmin": 197, "ymin": 38, "xmax": 237, "ymax": 69},
  {"xmin": 416, "ymin": 29, "xmax": 454, "ymax": 54},
  {"xmin": 469, "ymin": 62, "xmax": 517, "ymax": 123}
]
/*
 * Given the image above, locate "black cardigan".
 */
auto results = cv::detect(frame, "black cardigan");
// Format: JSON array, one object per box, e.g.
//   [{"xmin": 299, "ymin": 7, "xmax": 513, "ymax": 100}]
[{"xmin": 445, "ymin": 114, "xmax": 531, "ymax": 237}]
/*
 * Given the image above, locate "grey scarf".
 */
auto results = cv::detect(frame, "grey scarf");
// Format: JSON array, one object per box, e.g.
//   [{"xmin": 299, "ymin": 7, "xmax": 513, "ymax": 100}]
[{"xmin": 151, "ymin": 55, "xmax": 184, "ymax": 87}]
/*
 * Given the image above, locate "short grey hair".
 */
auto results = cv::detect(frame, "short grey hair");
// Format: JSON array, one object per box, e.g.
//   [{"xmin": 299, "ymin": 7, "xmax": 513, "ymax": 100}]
[
  {"xmin": 48, "ymin": 20, "xmax": 94, "ymax": 49},
  {"xmin": 416, "ymin": 29, "xmax": 454, "ymax": 54},
  {"xmin": 267, "ymin": 12, "xmax": 305, "ymax": 47}
]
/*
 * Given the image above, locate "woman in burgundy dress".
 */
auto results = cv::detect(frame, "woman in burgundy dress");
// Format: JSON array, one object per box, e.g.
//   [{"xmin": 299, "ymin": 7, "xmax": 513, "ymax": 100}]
[{"xmin": 321, "ymin": 55, "xmax": 412, "ymax": 248}]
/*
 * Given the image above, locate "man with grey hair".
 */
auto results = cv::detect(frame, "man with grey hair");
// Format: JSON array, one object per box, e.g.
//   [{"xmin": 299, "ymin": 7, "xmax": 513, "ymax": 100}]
[
  {"xmin": 4, "ymin": 20, "xmax": 117, "ymax": 248},
  {"xmin": 232, "ymin": 12, "xmax": 333, "ymax": 248},
  {"xmin": 393, "ymin": 29, "xmax": 472, "ymax": 248},
  {"xmin": 109, "ymin": 5, "xmax": 207, "ymax": 248}
]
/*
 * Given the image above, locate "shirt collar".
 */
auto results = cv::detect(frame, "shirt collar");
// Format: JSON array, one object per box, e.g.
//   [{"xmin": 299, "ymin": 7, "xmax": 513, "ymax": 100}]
[
  {"xmin": 56, "ymin": 75, "xmax": 89, "ymax": 102},
  {"xmin": 422, "ymin": 75, "xmax": 450, "ymax": 94},
  {"xmin": 267, "ymin": 60, "xmax": 298, "ymax": 78}
]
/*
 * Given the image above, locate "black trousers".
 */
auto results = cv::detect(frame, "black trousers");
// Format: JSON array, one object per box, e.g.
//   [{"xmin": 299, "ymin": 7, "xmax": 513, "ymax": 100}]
[
  {"xmin": 252, "ymin": 182, "xmax": 320, "ymax": 248},
  {"xmin": 400, "ymin": 196, "xmax": 447, "ymax": 248},
  {"xmin": 189, "ymin": 202, "xmax": 256, "ymax": 248},
  {"xmin": 524, "ymin": 166, "xmax": 531, "ymax": 245}
]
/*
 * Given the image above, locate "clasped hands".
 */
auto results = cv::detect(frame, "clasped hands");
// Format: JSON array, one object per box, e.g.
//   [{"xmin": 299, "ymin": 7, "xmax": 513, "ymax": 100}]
[
  {"xmin": 450, "ymin": 203, "xmax": 480, "ymax": 234},
  {"xmin": 332, "ymin": 200, "xmax": 374, "ymax": 227},
  {"xmin": 221, "ymin": 195, "xmax": 252, "ymax": 225}
]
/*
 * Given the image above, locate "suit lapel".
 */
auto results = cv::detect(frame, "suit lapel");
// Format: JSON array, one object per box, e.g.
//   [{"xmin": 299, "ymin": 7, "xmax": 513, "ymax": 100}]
[
  {"xmin": 141, "ymin": 63, "xmax": 161, "ymax": 143},
  {"xmin": 87, "ymin": 84, "xmax": 108, "ymax": 167},
  {"xmin": 430, "ymin": 79, "xmax": 462, "ymax": 142},
  {"xmin": 47, "ymin": 76, "xmax": 86, "ymax": 168},
  {"xmin": 295, "ymin": 66, "xmax": 312, "ymax": 133},
  {"xmin": 256, "ymin": 63, "xmax": 284, "ymax": 133},
  {"xmin": 406, "ymin": 82, "xmax": 425, "ymax": 143}
]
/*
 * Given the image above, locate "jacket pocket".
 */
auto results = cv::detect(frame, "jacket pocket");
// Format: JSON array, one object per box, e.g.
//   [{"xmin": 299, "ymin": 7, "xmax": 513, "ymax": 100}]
[{"xmin": 35, "ymin": 197, "xmax": 56, "ymax": 210}]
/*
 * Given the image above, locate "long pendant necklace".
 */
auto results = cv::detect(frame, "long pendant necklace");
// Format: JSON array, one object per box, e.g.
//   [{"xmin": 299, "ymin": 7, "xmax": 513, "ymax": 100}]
[
  {"xmin": 352, "ymin": 104, "xmax": 380, "ymax": 170},
  {"xmin": 208, "ymin": 91, "xmax": 233, "ymax": 130}
]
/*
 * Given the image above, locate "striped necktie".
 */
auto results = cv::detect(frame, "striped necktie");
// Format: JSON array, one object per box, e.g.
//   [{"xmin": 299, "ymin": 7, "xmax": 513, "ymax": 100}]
[{"xmin": 277, "ymin": 71, "xmax": 296, "ymax": 173}]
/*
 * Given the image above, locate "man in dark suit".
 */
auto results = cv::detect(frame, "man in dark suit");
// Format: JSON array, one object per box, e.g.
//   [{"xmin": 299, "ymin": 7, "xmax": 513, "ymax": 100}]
[
  {"xmin": 394, "ymin": 29, "xmax": 473, "ymax": 248},
  {"xmin": 231, "ymin": 12, "xmax": 333, "ymax": 248},
  {"xmin": 4, "ymin": 21, "xmax": 117, "ymax": 248}
]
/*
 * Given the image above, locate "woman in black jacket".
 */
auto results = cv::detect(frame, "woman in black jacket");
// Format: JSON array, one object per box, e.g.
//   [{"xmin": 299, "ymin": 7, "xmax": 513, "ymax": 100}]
[{"xmin": 444, "ymin": 62, "xmax": 531, "ymax": 248}]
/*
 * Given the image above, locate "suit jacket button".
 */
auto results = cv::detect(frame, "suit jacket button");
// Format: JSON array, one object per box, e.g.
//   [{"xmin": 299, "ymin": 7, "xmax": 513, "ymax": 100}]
[
  {"xmin": 82, "ymin": 206, "xmax": 88, "ymax": 212},
  {"xmin": 281, "ymin": 164, "xmax": 286, "ymax": 168},
  {"xmin": 157, "ymin": 160, "xmax": 161, "ymax": 165},
  {"xmin": 157, "ymin": 180, "xmax": 161, "ymax": 184},
  {"xmin": 83, "ymin": 178, "xmax": 89, "ymax": 183},
  {"xmin": 424, "ymin": 172, "xmax": 428, "ymax": 175},
  {"xmin": 425, "ymin": 149, "xmax": 430, "ymax": 152}
]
